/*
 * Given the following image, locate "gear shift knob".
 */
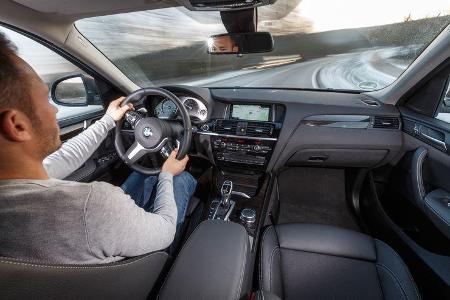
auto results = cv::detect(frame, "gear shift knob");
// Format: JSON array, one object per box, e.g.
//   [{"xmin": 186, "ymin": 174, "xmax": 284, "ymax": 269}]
[{"xmin": 220, "ymin": 180, "xmax": 233, "ymax": 207}]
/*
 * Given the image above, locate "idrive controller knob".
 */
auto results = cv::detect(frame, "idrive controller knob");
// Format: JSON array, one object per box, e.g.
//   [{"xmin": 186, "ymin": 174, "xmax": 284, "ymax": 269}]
[{"xmin": 240, "ymin": 208, "xmax": 256, "ymax": 224}]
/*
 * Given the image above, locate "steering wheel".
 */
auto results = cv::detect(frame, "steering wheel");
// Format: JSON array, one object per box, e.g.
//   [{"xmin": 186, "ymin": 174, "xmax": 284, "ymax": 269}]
[{"xmin": 115, "ymin": 87, "xmax": 192, "ymax": 175}]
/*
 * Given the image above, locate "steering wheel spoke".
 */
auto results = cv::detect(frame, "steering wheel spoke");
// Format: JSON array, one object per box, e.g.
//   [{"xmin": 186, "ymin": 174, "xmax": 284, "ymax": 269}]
[
  {"xmin": 159, "ymin": 138, "xmax": 181, "ymax": 158},
  {"xmin": 124, "ymin": 111, "xmax": 144, "ymax": 129},
  {"xmin": 124, "ymin": 141, "xmax": 150, "ymax": 164}
]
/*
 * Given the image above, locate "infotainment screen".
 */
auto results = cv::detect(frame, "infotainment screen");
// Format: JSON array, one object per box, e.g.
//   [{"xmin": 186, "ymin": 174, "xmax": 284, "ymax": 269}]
[{"xmin": 231, "ymin": 105, "xmax": 270, "ymax": 121}]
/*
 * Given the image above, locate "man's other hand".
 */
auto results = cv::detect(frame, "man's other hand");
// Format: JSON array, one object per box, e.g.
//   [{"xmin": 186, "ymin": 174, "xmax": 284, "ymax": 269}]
[
  {"xmin": 106, "ymin": 97, "xmax": 134, "ymax": 121},
  {"xmin": 162, "ymin": 148, "xmax": 189, "ymax": 176}
]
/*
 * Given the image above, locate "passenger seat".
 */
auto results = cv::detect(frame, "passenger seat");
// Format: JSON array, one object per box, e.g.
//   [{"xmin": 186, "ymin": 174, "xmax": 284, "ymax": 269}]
[{"xmin": 259, "ymin": 224, "xmax": 420, "ymax": 300}]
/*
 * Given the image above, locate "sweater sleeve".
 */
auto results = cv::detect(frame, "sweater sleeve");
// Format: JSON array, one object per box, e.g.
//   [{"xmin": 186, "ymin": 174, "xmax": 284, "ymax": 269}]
[
  {"xmin": 43, "ymin": 114, "xmax": 115, "ymax": 179},
  {"xmin": 83, "ymin": 173, "xmax": 177, "ymax": 258}
]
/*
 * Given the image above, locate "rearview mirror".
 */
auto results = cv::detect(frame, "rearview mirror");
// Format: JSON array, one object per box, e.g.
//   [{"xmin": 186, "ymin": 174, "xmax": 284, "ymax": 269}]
[
  {"xmin": 207, "ymin": 32, "xmax": 273, "ymax": 55},
  {"xmin": 51, "ymin": 74, "xmax": 102, "ymax": 107}
]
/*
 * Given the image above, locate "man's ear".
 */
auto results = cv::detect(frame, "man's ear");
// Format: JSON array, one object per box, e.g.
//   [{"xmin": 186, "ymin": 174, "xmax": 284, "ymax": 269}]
[{"xmin": 0, "ymin": 110, "xmax": 32, "ymax": 142}]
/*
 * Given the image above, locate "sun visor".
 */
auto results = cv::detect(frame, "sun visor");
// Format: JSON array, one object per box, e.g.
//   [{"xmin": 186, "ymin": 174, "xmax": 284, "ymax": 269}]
[{"xmin": 12, "ymin": 0, "xmax": 170, "ymax": 17}]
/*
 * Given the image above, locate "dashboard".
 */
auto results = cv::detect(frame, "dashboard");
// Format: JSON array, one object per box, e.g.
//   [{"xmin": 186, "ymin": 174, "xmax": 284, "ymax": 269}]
[{"xmin": 122, "ymin": 85, "xmax": 403, "ymax": 174}]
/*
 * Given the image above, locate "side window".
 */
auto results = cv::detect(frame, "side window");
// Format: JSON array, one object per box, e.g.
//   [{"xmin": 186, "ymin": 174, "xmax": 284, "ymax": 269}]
[
  {"xmin": 0, "ymin": 26, "xmax": 104, "ymax": 123},
  {"xmin": 436, "ymin": 75, "xmax": 450, "ymax": 124}
]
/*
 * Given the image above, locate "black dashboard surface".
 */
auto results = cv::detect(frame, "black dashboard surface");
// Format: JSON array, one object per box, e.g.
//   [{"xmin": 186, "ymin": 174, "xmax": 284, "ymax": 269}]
[{"xmin": 164, "ymin": 86, "xmax": 404, "ymax": 171}]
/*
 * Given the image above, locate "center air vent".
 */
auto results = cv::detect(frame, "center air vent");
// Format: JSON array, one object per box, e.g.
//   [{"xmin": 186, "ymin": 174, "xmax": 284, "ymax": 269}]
[
  {"xmin": 214, "ymin": 119, "xmax": 276, "ymax": 137},
  {"xmin": 215, "ymin": 119, "xmax": 238, "ymax": 134},
  {"xmin": 371, "ymin": 116, "xmax": 400, "ymax": 129},
  {"xmin": 246, "ymin": 122, "xmax": 274, "ymax": 137}
]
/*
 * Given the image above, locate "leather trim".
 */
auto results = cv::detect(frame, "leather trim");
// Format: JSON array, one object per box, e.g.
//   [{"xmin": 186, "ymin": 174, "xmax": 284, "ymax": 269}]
[
  {"xmin": 410, "ymin": 147, "xmax": 428, "ymax": 209},
  {"xmin": 375, "ymin": 240, "xmax": 421, "ymax": 300},
  {"xmin": 423, "ymin": 189, "xmax": 450, "ymax": 239},
  {"xmin": 259, "ymin": 226, "xmax": 283, "ymax": 298},
  {"xmin": 0, "ymin": 252, "xmax": 168, "ymax": 300},
  {"xmin": 258, "ymin": 224, "xmax": 420, "ymax": 300},
  {"xmin": 158, "ymin": 220, "xmax": 250, "ymax": 300},
  {"xmin": 376, "ymin": 264, "xmax": 409, "ymax": 300},
  {"xmin": 268, "ymin": 247, "xmax": 280, "ymax": 292},
  {"xmin": 275, "ymin": 224, "xmax": 376, "ymax": 261},
  {"xmin": 0, "ymin": 252, "xmax": 167, "ymax": 269}
]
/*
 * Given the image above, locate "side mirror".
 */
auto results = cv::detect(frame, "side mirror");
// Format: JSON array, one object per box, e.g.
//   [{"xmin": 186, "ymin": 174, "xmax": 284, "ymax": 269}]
[
  {"xmin": 207, "ymin": 32, "xmax": 273, "ymax": 55},
  {"xmin": 51, "ymin": 74, "xmax": 101, "ymax": 107}
]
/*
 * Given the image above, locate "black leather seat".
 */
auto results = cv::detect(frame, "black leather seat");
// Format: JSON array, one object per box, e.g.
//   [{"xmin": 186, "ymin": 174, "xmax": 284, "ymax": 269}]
[
  {"xmin": 259, "ymin": 223, "xmax": 420, "ymax": 300},
  {"xmin": 0, "ymin": 251, "xmax": 169, "ymax": 300}
]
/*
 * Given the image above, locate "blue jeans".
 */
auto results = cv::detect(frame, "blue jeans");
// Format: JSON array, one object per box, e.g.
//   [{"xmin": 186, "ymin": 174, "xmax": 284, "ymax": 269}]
[{"xmin": 121, "ymin": 171, "xmax": 197, "ymax": 226}]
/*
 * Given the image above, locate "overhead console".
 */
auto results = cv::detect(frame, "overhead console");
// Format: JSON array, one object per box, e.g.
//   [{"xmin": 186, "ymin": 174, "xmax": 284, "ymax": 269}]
[{"xmin": 199, "ymin": 103, "xmax": 284, "ymax": 171}]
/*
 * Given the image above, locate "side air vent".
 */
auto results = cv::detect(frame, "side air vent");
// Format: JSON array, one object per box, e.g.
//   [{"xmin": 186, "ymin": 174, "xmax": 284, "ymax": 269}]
[
  {"xmin": 360, "ymin": 97, "xmax": 380, "ymax": 107},
  {"xmin": 371, "ymin": 116, "xmax": 400, "ymax": 129},
  {"xmin": 215, "ymin": 119, "xmax": 238, "ymax": 134},
  {"xmin": 246, "ymin": 122, "xmax": 275, "ymax": 137}
]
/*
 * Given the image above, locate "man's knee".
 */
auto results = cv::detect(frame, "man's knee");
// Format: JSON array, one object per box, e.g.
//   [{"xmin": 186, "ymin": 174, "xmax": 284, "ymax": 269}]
[{"xmin": 173, "ymin": 171, "xmax": 197, "ymax": 192}]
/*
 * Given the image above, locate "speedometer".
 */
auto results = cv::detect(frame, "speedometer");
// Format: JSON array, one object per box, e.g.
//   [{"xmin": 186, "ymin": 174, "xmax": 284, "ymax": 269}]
[{"xmin": 154, "ymin": 99, "xmax": 178, "ymax": 119}]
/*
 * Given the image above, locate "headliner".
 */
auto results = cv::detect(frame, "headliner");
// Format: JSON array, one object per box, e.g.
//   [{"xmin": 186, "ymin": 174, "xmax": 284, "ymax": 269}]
[{"xmin": 12, "ymin": 0, "xmax": 184, "ymax": 19}]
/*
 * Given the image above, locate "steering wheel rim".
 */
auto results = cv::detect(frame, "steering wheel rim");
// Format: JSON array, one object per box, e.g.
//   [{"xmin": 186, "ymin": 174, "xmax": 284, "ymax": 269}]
[{"xmin": 114, "ymin": 87, "xmax": 192, "ymax": 175}]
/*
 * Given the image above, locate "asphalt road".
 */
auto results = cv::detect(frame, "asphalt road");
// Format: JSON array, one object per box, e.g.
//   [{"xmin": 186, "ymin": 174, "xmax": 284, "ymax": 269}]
[{"xmin": 180, "ymin": 46, "xmax": 412, "ymax": 91}]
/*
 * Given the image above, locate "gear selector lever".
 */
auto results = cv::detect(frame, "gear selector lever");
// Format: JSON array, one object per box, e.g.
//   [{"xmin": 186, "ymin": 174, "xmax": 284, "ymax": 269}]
[
  {"xmin": 220, "ymin": 180, "xmax": 233, "ymax": 207},
  {"xmin": 211, "ymin": 180, "xmax": 235, "ymax": 220}
]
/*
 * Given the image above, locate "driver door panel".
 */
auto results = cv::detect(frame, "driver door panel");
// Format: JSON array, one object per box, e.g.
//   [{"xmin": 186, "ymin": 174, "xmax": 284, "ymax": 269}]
[{"xmin": 59, "ymin": 116, "xmax": 120, "ymax": 182}]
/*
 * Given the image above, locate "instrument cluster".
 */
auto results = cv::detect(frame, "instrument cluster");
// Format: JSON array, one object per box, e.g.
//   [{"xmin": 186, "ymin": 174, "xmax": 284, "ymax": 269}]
[{"xmin": 153, "ymin": 96, "xmax": 208, "ymax": 122}]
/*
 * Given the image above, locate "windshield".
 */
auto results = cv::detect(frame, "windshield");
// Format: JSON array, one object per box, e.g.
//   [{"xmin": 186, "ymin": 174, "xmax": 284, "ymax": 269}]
[{"xmin": 76, "ymin": 0, "xmax": 450, "ymax": 91}]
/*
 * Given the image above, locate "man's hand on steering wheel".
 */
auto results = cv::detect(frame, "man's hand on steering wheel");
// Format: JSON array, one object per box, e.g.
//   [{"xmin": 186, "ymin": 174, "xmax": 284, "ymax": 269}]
[
  {"xmin": 106, "ymin": 97, "xmax": 134, "ymax": 121},
  {"xmin": 162, "ymin": 148, "xmax": 189, "ymax": 176},
  {"xmin": 114, "ymin": 87, "xmax": 193, "ymax": 175}
]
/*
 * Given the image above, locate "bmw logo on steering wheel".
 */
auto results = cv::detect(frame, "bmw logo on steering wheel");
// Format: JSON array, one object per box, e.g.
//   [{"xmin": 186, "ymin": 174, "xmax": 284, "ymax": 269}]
[{"xmin": 142, "ymin": 127, "xmax": 153, "ymax": 138}]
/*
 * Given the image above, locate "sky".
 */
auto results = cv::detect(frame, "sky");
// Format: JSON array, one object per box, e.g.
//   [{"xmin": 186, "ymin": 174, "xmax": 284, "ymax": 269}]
[{"xmin": 297, "ymin": 0, "xmax": 450, "ymax": 32}]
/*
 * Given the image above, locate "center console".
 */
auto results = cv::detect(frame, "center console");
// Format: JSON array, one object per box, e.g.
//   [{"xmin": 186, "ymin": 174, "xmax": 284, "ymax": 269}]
[
  {"xmin": 158, "ymin": 220, "xmax": 251, "ymax": 300},
  {"xmin": 197, "ymin": 103, "xmax": 283, "ymax": 245},
  {"xmin": 199, "ymin": 103, "xmax": 283, "ymax": 170}
]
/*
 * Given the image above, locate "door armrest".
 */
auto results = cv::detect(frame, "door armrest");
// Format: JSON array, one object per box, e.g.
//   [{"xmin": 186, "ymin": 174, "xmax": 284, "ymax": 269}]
[
  {"xmin": 424, "ymin": 189, "xmax": 450, "ymax": 239},
  {"xmin": 158, "ymin": 220, "xmax": 251, "ymax": 300}
]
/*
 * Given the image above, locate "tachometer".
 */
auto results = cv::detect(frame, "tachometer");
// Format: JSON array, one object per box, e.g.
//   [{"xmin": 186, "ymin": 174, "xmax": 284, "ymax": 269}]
[
  {"xmin": 179, "ymin": 96, "xmax": 208, "ymax": 121},
  {"xmin": 184, "ymin": 98, "xmax": 199, "ymax": 114}
]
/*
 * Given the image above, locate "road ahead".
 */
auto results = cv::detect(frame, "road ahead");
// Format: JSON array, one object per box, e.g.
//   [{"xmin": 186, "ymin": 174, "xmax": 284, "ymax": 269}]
[{"xmin": 179, "ymin": 46, "xmax": 412, "ymax": 91}]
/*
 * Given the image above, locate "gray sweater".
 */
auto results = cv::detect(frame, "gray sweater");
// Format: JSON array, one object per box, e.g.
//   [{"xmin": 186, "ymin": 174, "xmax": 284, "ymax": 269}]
[{"xmin": 0, "ymin": 115, "xmax": 177, "ymax": 264}]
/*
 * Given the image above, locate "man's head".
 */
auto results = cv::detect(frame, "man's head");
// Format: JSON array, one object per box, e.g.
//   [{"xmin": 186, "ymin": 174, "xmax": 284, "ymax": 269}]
[{"xmin": 0, "ymin": 31, "xmax": 61, "ymax": 164}]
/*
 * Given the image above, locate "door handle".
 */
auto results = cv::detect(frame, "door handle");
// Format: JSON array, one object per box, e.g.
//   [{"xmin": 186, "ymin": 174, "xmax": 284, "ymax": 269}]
[
  {"xmin": 414, "ymin": 123, "xmax": 448, "ymax": 151},
  {"xmin": 420, "ymin": 132, "xmax": 447, "ymax": 150}
]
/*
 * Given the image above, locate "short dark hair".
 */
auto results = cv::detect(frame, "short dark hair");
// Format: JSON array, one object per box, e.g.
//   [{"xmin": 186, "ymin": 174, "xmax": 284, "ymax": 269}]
[{"xmin": 0, "ymin": 31, "xmax": 33, "ymax": 118}]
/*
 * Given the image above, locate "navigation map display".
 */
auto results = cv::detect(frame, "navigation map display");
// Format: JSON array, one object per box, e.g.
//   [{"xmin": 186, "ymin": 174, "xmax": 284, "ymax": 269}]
[{"xmin": 231, "ymin": 105, "xmax": 270, "ymax": 121}]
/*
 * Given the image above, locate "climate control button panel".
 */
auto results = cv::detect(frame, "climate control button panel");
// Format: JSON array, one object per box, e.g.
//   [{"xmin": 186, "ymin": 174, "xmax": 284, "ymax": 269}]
[{"xmin": 211, "ymin": 136, "xmax": 275, "ymax": 169}]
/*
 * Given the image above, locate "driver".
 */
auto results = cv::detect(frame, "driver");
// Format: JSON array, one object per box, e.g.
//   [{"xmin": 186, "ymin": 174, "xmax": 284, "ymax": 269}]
[{"xmin": 0, "ymin": 33, "xmax": 196, "ymax": 264}]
